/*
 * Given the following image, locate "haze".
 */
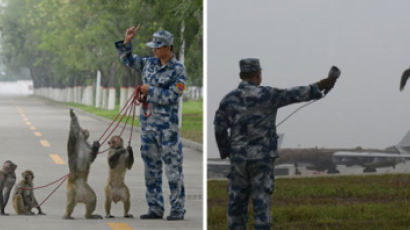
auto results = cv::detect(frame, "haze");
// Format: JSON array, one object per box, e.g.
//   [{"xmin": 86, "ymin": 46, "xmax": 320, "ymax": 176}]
[{"xmin": 207, "ymin": 0, "xmax": 410, "ymax": 158}]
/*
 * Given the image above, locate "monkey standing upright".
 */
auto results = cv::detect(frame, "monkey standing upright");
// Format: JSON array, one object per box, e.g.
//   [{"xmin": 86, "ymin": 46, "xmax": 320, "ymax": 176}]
[
  {"xmin": 63, "ymin": 109, "xmax": 102, "ymax": 219},
  {"xmin": 12, "ymin": 170, "xmax": 45, "ymax": 215},
  {"xmin": 105, "ymin": 136, "xmax": 134, "ymax": 218},
  {"xmin": 0, "ymin": 160, "xmax": 17, "ymax": 215}
]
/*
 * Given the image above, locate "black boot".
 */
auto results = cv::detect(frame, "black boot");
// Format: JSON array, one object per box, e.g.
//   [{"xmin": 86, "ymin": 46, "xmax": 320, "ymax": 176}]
[
  {"xmin": 166, "ymin": 211, "xmax": 184, "ymax": 221},
  {"xmin": 140, "ymin": 211, "xmax": 163, "ymax": 219}
]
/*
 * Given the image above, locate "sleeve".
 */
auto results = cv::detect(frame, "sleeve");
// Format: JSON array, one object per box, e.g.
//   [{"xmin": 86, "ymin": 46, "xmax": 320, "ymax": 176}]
[
  {"xmin": 114, "ymin": 40, "xmax": 145, "ymax": 72},
  {"xmin": 146, "ymin": 64, "xmax": 186, "ymax": 105},
  {"xmin": 214, "ymin": 103, "xmax": 231, "ymax": 159},
  {"xmin": 272, "ymin": 84, "xmax": 323, "ymax": 108}
]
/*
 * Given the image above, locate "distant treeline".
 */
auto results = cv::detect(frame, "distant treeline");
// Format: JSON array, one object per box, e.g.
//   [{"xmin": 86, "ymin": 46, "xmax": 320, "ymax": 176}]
[{"xmin": 0, "ymin": 0, "xmax": 202, "ymax": 88}]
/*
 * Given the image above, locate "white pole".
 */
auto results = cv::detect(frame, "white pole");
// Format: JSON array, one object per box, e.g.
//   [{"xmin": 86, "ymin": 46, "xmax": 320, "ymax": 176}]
[
  {"xmin": 178, "ymin": 21, "xmax": 185, "ymax": 129},
  {"xmin": 107, "ymin": 87, "xmax": 116, "ymax": 110},
  {"xmin": 95, "ymin": 70, "xmax": 101, "ymax": 108}
]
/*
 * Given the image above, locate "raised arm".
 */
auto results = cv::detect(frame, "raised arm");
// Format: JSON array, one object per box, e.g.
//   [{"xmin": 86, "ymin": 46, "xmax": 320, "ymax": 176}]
[
  {"xmin": 115, "ymin": 24, "xmax": 145, "ymax": 72},
  {"xmin": 126, "ymin": 146, "xmax": 134, "ymax": 170},
  {"xmin": 272, "ymin": 84, "xmax": 323, "ymax": 108},
  {"xmin": 89, "ymin": 141, "xmax": 100, "ymax": 163}
]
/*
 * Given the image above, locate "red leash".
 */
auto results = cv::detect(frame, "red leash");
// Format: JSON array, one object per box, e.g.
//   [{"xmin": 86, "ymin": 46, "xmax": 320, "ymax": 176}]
[
  {"xmin": 37, "ymin": 174, "xmax": 69, "ymax": 208},
  {"xmin": 17, "ymin": 173, "xmax": 69, "ymax": 191},
  {"xmin": 24, "ymin": 85, "xmax": 153, "ymax": 207},
  {"xmin": 134, "ymin": 85, "xmax": 152, "ymax": 118}
]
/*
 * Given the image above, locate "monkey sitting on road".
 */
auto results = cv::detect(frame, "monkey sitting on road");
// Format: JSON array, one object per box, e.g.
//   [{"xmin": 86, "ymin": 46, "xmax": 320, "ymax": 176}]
[
  {"xmin": 63, "ymin": 109, "xmax": 102, "ymax": 219},
  {"xmin": 12, "ymin": 170, "xmax": 45, "ymax": 215},
  {"xmin": 0, "ymin": 160, "xmax": 17, "ymax": 215},
  {"xmin": 105, "ymin": 136, "xmax": 134, "ymax": 218}
]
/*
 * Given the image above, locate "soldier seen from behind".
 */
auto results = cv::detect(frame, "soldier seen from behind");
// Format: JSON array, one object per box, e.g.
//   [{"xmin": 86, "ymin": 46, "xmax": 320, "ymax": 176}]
[{"xmin": 214, "ymin": 58, "xmax": 339, "ymax": 230}]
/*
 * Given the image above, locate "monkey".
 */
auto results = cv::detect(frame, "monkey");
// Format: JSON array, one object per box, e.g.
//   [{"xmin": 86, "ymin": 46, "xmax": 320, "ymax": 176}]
[
  {"xmin": 105, "ymin": 135, "xmax": 134, "ymax": 218},
  {"xmin": 63, "ymin": 109, "xmax": 102, "ymax": 219},
  {"xmin": 12, "ymin": 170, "xmax": 45, "ymax": 215},
  {"xmin": 0, "ymin": 160, "xmax": 17, "ymax": 215}
]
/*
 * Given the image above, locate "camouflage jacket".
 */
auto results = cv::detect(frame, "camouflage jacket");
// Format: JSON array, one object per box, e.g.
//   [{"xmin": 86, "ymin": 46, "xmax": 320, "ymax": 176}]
[
  {"xmin": 214, "ymin": 81, "xmax": 323, "ymax": 160},
  {"xmin": 115, "ymin": 41, "xmax": 186, "ymax": 132}
]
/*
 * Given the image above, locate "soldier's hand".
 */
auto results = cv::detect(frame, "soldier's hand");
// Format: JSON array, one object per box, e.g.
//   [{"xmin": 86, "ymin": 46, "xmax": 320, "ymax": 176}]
[
  {"xmin": 316, "ymin": 77, "xmax": 336, "ymax": 93},
  {"xmin": 124, "ymin": 24, "xmax": 141, "ymax": 44},
  {"xmin": 317, "ymin": 66, "xmax": 340, "ymax": 94},
  {"xmin": 140, "ymin": 84, "xmax": 150, "ymax": 96}
]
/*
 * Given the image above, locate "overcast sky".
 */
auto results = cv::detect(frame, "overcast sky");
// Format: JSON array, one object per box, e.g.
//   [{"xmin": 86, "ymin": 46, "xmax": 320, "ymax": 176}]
[{"xmin": 207, "ymin": 0, "xmax": 410, "ymax": 158}]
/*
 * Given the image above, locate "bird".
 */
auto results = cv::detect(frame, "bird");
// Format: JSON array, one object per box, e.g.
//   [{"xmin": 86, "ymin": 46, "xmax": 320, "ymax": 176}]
[{"xmin": 400, "ymin": 66, "xmax": 410, "ymax": 91}]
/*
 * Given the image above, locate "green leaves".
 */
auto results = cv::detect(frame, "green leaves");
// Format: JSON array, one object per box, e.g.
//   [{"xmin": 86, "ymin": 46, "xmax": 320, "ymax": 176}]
[{"xmin": 0, "ymin": 0, "xmax": 202, "ymax": 87}]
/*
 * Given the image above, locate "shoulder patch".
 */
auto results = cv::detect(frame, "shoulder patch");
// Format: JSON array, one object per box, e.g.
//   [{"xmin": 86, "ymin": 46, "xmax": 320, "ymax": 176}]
[{"xmin": 176, "ymin": 82, "xmax": 185, "ymax": 94}]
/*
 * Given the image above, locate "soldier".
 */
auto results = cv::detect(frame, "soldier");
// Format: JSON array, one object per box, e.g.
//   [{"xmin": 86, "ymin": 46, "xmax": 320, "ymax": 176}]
[
  {"xmin": 115, "ymin": 25, "xmax": 186, "ymax": 221},
  {"xmin": 214, "ymin": 58, "xmax": 338, "ymax": 230}
]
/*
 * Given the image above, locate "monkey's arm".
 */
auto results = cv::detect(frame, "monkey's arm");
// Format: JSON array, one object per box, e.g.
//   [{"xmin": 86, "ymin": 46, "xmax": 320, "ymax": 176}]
[
  {"xmin": 89, "ymin": 141, "xmax": 100, "ymax": 163},
  {"xmin": 31, "ymin": 193, "xmax": 44, "ymax": 214},
  {"xmin": 126, "ymin": 146, "xmax": 134, "ymax": 169},
  {"xmin": 68, "ymin": 109, "xmax": 80, "ymax": 164}
]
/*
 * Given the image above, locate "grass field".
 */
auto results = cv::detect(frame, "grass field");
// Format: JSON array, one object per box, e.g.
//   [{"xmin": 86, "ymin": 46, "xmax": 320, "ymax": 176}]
[
  {"xmin": 208, "ymin": 174, "xmax": 410, "ymax": 230},
  {"xmin": 65, "ymin": 100, "xmax": 202, "ymax": 143}
]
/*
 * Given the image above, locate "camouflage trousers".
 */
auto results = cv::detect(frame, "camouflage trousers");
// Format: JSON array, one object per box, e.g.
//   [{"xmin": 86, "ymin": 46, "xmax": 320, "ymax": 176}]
[
  {"xmin": 140, "ymin": 130, "xmax": 185, "ymax": 216},
  {"xmin": 227, "ymin": 158, "xmax": 275, "ymax": 230}
]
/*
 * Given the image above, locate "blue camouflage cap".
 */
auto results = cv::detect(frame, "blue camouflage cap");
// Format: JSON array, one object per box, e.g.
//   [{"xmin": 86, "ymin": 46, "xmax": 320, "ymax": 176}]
[
  {"xmin": 146, "ymin": 30, "xmax": 174, "ymax": 48},
  {"xmin": 239, "ymin": 58, "xmax": 262, "ymax": 73}
]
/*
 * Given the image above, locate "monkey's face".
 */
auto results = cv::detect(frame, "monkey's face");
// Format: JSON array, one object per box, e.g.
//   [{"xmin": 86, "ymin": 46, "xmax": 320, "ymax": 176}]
[
  {"xmin": 22, "ymin": 170, "xmax": 34, "ymax": 184},
  {"xmin": 3, "ymin": 160, "xmax": 17, "ymax": 173},
  {"xmin": 108, "ymin": 136, "xmax": 124, "ymax": 149}
]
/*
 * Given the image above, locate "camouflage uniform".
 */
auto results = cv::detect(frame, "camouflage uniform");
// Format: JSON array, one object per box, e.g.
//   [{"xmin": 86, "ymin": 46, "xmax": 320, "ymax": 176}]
[
  {"xmin": 214, "ymin": 58, "xmax": 323, "ymax": 230},
  {"xmin": 115, "ymin": 30, "xmax": 186, "ymax": 217}
]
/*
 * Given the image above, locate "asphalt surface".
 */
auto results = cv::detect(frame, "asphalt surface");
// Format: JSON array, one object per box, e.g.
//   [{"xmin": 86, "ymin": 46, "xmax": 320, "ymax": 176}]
[{"xmin": 0, "ymin": 96, "xmax": 203, "ymax": 230}]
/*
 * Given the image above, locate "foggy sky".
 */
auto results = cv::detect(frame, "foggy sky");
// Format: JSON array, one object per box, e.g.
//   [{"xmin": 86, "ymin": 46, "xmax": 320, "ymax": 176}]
[{"xmin": 207, "ymin": 0, "xmax": 410, "ymax": 158}]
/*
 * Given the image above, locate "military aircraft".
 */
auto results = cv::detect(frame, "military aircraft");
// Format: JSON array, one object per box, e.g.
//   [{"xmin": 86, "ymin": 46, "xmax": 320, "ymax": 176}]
[
  {"xmin": 332, "ymin": 130, "xmax": 410, "ymax": 172},
  {"xmin": 277, "ymin": 130, "xmax": 410, "ymax": 174}
]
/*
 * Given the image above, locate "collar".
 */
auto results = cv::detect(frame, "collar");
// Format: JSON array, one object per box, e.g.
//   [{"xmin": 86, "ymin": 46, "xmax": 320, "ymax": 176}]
[
  {"xmin": 238, "ymin": 80, "xmax": 258, "ymax": 88},
  {"xmin": 158, "ymin": 54, "xmax": 177, "ymax": 70}
]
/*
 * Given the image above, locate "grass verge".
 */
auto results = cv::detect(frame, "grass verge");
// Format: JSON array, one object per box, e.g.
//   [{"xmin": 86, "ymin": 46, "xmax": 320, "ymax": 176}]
[
  {"xmin": 208, "ymin": 174, "xmax": 410, "ymax": 230},
  {"xmin": 65, "ymin": 100, "xmax": 202, "ymax": 143}
]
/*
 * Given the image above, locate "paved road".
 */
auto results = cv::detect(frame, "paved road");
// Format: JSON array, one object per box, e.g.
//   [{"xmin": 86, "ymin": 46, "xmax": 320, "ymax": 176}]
[{"xmin": 0, "ymin": 96, "xmax": 203, "ymax": 230}]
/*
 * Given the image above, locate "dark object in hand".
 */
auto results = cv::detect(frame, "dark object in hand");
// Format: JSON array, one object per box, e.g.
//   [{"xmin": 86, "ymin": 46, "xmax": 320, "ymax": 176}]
[{"xmin": 317, "ymin": 66, "xmax": 341, "ymax": 94}]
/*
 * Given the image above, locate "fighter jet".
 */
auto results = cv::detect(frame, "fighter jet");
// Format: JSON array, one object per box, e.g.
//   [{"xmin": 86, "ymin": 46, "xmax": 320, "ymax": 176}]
[
  {"xmin": 400, "ymin": 66, "xmax": 410, "ymax": 91},
  {"xmin": 276, "ymin": 130, "xmax": 410, "ymax": 174},
  {"xmin": 333, "ymin": 130, "xmax": 410, "ymax": 172}
]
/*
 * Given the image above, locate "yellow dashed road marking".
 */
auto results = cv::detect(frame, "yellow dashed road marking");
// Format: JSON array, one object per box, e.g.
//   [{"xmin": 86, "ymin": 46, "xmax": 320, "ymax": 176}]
[
  {"xmin": 26, "ymin": 121, "xmax": 31, "ymax": 126},
  {"xmin": 40, "ymin": 140, "xmax": 50, "ymax": 147},
  {"xmin": 34, "ymin": 132, "xmax": 42, "ymax": 137},
  {"xmin": 30, "ymin": 126, "xmax": 36, "ymax": 130},
  {"xmin": 107, "ymin": 223, "xmax": 133, "ymax": 230},
  {"xmin": 49, "ymin": 154, "xmax": 66, "ymax": 165},
  {"xmin": 22, "ymin": 117, "xmax": 28, "ymax": 121}
]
